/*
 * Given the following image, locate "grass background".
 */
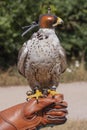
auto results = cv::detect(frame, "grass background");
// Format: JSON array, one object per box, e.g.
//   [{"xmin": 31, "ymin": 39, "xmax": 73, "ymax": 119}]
[{"xmin": 42, "ymin": 120, "xmax": 87, "ymax": 130}]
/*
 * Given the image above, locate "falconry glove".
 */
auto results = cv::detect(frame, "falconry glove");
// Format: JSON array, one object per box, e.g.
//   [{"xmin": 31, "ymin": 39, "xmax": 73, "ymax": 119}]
[{"xmin": 0, "ymin": 94, "xmax": 68, "ymax": 130}]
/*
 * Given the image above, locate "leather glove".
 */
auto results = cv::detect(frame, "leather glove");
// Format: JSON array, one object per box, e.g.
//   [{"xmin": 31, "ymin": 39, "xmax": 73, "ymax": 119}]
[{"xmin": 0, "ymin": 94, "xmax": 68, "ymax": 130}]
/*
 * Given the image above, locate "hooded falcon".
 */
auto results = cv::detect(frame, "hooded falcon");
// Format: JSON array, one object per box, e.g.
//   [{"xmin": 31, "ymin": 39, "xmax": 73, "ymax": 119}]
[{"xmin": 17, "ymin": 9, "xmax": 67, "ymax": 100}]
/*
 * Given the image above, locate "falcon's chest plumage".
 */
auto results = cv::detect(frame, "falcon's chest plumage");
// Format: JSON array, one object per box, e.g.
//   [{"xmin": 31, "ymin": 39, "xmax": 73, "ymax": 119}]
[
  {"xmin": 18, "ymin": 28, "xmax": 66, "ymax": 89},
  {"xmin": 27, "ymin": 29, "xmax": 60, "ymax": 62}
]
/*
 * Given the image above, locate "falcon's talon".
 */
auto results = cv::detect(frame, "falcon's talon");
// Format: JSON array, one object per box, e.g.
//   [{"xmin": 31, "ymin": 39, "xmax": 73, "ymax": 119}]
[
  {"xmin": 26, "ymin": 90, "xmax": 33, "ymax": 96},
  {"xmin": 26, "ymin": 98, "xmax": 30, "ymax": 101}
]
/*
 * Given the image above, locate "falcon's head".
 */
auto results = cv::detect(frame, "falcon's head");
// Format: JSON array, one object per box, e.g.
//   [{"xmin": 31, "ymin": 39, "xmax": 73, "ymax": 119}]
[
  {"xmin": 39, "ymin": 9, "xmax": 63, "ymax": 28},
  {"xmin": 22, "ymin": 8, "xmax": 63, "ymax": 36}
]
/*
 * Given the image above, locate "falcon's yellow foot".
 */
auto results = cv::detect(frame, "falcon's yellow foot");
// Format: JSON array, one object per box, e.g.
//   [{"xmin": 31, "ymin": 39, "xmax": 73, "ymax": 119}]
[
  {"xmin": 26, "ymin": 90, "xmax": 43, "ymax": 102},
  {"xmin": 48, "ymin": 86, "xmax": 58, "ymax": 98}
]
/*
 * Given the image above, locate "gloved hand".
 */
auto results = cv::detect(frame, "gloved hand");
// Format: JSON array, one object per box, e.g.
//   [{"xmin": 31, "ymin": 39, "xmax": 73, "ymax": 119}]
[{"xmin": 0, "ymin": 94, "xmax": 68, "ymax": 130}]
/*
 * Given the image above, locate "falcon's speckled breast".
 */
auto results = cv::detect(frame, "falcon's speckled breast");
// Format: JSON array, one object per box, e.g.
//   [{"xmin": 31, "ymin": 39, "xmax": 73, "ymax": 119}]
[{"xmin": 18, "ymin": 28, "xmax": 66, "ymax": 90}]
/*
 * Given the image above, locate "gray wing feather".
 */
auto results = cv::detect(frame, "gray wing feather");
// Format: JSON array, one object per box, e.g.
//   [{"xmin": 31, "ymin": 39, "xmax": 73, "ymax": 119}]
[
  {"xmin": 59, "ymin": 47, "xmax": 67, "ymax": 73},
  {"xmin": 17, "ymin": 42, "xmax": 28, "ymax": 77}
]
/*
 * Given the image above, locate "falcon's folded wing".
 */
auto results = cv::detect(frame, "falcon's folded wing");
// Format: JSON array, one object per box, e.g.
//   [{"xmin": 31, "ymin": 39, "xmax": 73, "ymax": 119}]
[{"xmin": 17, "ymin": 42, "xmax": 28, "ymax": 77}]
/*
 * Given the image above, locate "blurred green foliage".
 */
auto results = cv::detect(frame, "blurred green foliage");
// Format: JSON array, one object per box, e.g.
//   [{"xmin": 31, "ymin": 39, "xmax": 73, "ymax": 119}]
[{"xmin": 0, "ymin": 0, "xmax": 87, "ymax": 69}]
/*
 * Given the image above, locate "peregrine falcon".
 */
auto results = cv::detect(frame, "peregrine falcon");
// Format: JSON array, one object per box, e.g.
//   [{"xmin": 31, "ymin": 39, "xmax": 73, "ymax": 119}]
[{"xmin": 17, "ymin": 9, "xmax": 67, "ymax": 100}]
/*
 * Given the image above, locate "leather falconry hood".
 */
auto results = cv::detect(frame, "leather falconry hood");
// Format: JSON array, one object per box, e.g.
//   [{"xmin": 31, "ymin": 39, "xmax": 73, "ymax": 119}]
[{"xmin": 39, "ymin": 7, "xmax": 63, "ymax": 28}]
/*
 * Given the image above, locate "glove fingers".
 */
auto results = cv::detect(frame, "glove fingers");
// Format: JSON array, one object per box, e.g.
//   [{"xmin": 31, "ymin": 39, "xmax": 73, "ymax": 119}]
[
  {"xmin": 24, "ymin": 98, "xmax": 55, "ymax": 117},
  {"xmin": 47, "ymin": 116, "xmax": 67, "ymax": 125},
  {"xmin": 24, "ymin": 94, "xmax": 64, "ymax": 117},
  {"xmin": 41, "ymin": 99, "xmax": 68, "ymax": 127},
  {"xmin": 23, "ymin": 94, "xmax": 68, "ymax": 129},
  {"xmin": 42, "ymin": 115, "xmax": 67, "ymax": 126},
  {"xmin": 46, "ymin": 109, "xmax": 68, "ymax": 117},
  {"xmin": 54, "ymin": 101, "xmax": 68, "ymax": 109}
]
